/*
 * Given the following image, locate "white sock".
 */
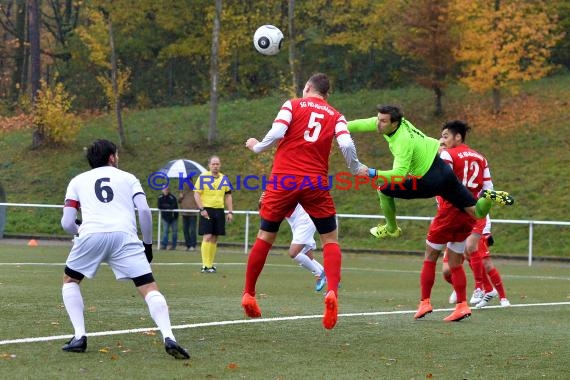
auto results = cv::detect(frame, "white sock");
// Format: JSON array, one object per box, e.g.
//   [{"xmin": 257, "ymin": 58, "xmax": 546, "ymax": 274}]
[
  {"xmin": 62, "ymin": 282, "xmax": 86, "ymax": 338},
  {"xmin": 145, "ymin": 290, "xmax": 174, "ymax": 341},
  {"xmin": 311, "ymin": 259, "xmax": 324, "ymax": 275},
  {"xmin": 293, "ymin": 254, "xmax": 322, "ymax": 276}
]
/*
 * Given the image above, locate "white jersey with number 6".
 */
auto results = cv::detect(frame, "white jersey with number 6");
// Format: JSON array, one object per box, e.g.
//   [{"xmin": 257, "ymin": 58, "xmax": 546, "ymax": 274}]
[{"xmin": 65, "ymin": 166, "xmax": 145, "ymax": 236}]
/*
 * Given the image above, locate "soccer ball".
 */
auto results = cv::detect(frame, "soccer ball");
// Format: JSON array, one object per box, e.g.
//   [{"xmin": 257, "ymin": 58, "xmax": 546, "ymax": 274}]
[{"xmin": 253, "ymin": 25, "xmax": 284, "ymax": 56}]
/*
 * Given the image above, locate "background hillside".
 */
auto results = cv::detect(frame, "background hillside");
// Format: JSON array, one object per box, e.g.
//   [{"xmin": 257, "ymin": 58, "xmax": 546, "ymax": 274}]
[{"xmin": 1, "ymin": 76, "xmax": 569, "ymax": 257}]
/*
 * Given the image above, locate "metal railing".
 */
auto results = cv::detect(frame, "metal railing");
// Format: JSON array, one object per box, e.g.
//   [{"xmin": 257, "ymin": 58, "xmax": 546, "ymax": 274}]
[{"xmin": 1, "ymin": 202, "xmax": 569, "ymax": 266}]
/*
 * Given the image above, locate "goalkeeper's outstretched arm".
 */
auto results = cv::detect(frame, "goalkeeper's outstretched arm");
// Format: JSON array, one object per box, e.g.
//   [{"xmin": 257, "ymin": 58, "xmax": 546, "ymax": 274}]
[{"xmin": 347, "ymin": 117, "xmax": 378, "ymax": 133}]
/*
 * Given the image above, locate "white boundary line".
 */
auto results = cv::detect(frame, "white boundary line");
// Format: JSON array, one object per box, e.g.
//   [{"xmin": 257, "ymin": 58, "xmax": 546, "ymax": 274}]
[{"xmin": 1, "ymin": 301, "xmax": 569, "ymax": 346}]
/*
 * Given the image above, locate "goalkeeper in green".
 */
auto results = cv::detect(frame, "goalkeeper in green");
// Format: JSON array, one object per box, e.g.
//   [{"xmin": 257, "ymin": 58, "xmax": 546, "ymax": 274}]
[{"xmin": 348, "ymin": 105, "xmax": 514, "ymax": 239}]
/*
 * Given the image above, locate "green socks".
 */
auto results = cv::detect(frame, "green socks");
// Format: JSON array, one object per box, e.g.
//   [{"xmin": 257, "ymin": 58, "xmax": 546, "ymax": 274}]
[
  {"xmin": 378, "ymin": 192, "xmax": 398, "ymax": 233},
  {"xmin": 474, "ymin": 198, "xmax": 492, "ymax": 219}
]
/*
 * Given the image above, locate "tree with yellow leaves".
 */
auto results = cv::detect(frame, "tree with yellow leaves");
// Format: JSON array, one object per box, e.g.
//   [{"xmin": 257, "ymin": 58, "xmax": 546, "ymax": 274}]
[
  {"xmin": 452, "ymin": 0, "xmax": 564, "ymax": 114},
  {"xmin": 393, "ymin": 0, "xmax": 457, "ymax": 116},
  {"xmin": 77, "ymin": 5, "xmax": 131, "ymax": 146},
  {"xmin": 33, "ymin": 79, "xmax": 81, "ymax": 145}
]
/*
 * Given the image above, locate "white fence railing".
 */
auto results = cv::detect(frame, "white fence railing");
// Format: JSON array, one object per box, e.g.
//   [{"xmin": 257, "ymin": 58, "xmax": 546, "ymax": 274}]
[{"xmin": 1, "ymin": 202, "xmax": 569, "ymax": 267}]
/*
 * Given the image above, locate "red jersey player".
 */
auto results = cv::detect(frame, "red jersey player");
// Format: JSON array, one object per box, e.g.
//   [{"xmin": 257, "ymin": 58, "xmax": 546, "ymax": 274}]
[
  {"xmin": 243, "ymin": 73, "xmax": 365, "ymax": 329},
  {"xmin": 415, "ymin": 120, "xmax": 495, "ymax": 321}
]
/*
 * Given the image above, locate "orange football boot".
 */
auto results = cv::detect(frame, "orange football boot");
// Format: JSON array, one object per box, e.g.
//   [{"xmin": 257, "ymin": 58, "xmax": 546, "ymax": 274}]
[
  {"xmin": 241, "ymin": 293, "xmax": 262, "ymax": 318},
  {"xmin": 443, "ymin": 301, "xmax": 471, "ymax": 322},
  {"xmin": 322, "ymin": 291, "xmax": 338, "ymax": 329},
  {"xmin": 414, "ymin": 299, "xmax": 433, "ymax": 319}
]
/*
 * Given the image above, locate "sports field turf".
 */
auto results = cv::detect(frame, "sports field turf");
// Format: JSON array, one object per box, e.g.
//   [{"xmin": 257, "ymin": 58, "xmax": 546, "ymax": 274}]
[{"xmin": 1, "ymin": 241, "xmax": 569, "ymax": 379}]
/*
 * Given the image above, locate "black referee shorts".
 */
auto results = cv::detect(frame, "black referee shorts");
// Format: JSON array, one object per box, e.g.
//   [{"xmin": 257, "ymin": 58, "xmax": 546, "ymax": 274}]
[{"xmin": 198, "ymin": 207, "xmax": 226, "ymax": 236}]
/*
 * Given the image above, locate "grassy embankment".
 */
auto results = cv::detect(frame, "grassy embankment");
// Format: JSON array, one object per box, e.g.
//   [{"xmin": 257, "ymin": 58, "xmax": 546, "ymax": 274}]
[{"xmin": 1, "ymin": 75, "xmax": 569, "ymax": 257}]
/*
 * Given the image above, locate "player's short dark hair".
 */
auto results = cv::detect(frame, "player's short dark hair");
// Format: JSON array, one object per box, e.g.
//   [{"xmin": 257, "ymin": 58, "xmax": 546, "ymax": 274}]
[
  {"xmin": 377, "ymin": 105, "xmax": 403, "ymax": 125},
  {"xmin": 442, "ymin": 120, "xmax": 471, "ymax": 142},
  {"xmin": 308, "ymin": 73, "xmax": 330, "ymax": 97},
  {"xmin": 87, "ymin": 139, "xmax": 117, "ymax": 168}
]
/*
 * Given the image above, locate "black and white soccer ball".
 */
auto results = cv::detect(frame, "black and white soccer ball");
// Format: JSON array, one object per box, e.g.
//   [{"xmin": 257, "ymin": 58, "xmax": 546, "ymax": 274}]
[{"xmin": 253, "ymin": 25, "xmax": 284, "ymax": 56}]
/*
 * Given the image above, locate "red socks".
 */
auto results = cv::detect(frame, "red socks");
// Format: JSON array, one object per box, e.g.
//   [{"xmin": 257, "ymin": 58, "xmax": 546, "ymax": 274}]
[
  {"xmin": 488, "ymin": 268, "xmax": 506, "ymax": 299},
  {"xmin": 243, "ymin": 238, "xmax": 272, "ymax": 296},
  {"xmin": 450, "ymin": 265, "xmax": 467, "ymax": 303},
  {"xmin": 468, "ymin": 253, "xmax": 484, "ymax": 290},
  {"xmin": 420, "ymin": 260, "xmax": 437, "ymax": 300},
  {"xmin": 323, "ymin": 242, "xmax": 342, "ymax": 294}
]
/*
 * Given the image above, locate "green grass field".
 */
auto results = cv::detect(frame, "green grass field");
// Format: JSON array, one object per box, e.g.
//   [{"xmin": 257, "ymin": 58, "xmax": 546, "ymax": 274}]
[{"xmin": 1, "ymin": 241, "xmax": 569, "ymax": 379}]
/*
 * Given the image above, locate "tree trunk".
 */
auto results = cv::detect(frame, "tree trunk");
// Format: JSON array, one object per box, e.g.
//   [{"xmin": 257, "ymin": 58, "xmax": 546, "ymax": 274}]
[
  {"xmin": 208, "ymin": 0, "xmax": 222, "ymax": 145},
  {"xmin": 102, "ymin": 9, "xmax": 126, "ymax": 147},
  {"xmin": 492, "ymin": 87, "xmax": 501, "ymax": 114},
  {"xmin": 288, "ymin": 0, "xmax": 299, "ymax": 97},
  {"xmin": 491, "ymin": 0, "xmax": 501, "ymax": 115},
  {"xmin": 11, "ymin": 1, "xmax": 27, "ymax": 101},
  {"xmin": 433, "ymin": 86, "xmax": 444, "ymax": 117},
  {"xmin": 29, "ymin": 0, "xmax": 43, "ymax": 149},
  {"xmin": 168, "ymin": 60, "xmax": 174, "ymax": 98}
]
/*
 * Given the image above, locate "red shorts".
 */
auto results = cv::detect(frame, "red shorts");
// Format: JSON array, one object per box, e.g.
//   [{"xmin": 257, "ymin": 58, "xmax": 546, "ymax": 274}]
[
  {"xmin": 427, "ymin": 206, "xmax": 476, "ymax": 245},
  {"xmin": 260, "ymin": 174, "xmax": 336, "ymax": 222}
]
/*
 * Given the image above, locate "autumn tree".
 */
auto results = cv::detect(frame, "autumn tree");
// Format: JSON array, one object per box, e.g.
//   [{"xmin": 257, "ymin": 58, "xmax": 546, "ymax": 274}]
[
  {"xmin": 32, "ymin": 78, "xmax": 81, "ymax": 145},
  {"xmin": 452, "ymin": 0, "xmax": 564, "ymax": 114},
  {"xmin": 393, "ymin": 0, "xmax": 457, "ymax": 116},
  {"xmin": 550, "ymin": 0, "xmax": 570, "ymax": 68},
  {"xmin": 77, "ymin": 5, "xmax": 131, "ymax": 146},
  {"xmin": 29, "ymin": 0, "xmax": 43, "ymax": 148},
  {"xmin": 302, "ymin": 0, "xmax": 400, "ymax": 92},
  {"xmin": 208, "ymin": 0, "xmax": 221, "ymax": 145},
  {"xmin": 288, "ymin": 0, "xmax": 299, "ymax": 96},
  {"xmin": 41, "ymin": 0, "xmax": 81, "ymax": 61},
  {"xmin": 0, "ymin": 1, "xmax": 28, "ymax": 102}
]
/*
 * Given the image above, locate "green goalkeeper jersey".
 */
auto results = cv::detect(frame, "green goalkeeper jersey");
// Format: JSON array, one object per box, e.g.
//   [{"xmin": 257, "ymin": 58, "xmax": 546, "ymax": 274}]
[{"xmin": 347, "ymin": 117, "xmax": 439, "ymax": 178}]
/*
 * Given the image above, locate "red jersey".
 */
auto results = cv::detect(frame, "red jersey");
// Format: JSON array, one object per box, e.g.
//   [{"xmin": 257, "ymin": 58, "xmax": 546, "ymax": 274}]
[
  {"xmin": 271, "ymin": 96, "xmax": 349, "ymax": 177},
  {"xmin": 430, "ymin": 144, "xmax": 492, "ymax": 243},
  {"xmin": 439, "ymin": 144, "xmax": 491, "ymax": 204}
]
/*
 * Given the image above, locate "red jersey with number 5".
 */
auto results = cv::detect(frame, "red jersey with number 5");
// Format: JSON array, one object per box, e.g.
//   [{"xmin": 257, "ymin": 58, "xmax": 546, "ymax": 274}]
[
  {"xmin": 439, "ymin": 144, "xmax": 491, "ymax": 207},
  {"xmin": 271, "ymin": 96, "xmax": 349, "ymax": 177}
]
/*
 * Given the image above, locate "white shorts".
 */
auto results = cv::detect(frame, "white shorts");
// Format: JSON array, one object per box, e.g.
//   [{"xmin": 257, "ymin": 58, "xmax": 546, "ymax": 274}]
[
  {"xmin": 287, "ymin": 205, "xmax": 317, "ymax": 250},
  {"xmin": 426, "ymin": 239, "xmax": 466, "ymax": 254},
  {"xmin": 66, "ymin": 232, "xmax": 152, "ymax": 280}
]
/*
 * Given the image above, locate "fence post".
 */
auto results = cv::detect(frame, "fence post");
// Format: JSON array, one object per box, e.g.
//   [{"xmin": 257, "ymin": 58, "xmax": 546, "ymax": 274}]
[
  {"xmin": 0, "ymin": 182, "xmax": 5, "ymax": 239},
  {"xmin": 156, "ymin": 209, "xmax": 161, "ymax": 251},
  {"xmin": 244, "ymin": 211, "xmax": 250, "ymax": 254},
  {"xmin": 528, "ymin": 221, "xmax": 534, "ymax": 267}
]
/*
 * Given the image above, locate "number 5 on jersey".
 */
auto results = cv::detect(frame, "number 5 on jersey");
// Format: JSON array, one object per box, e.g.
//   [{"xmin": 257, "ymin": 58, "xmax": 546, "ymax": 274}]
[{"xmin": 304, "ymin": 112, "xmax": 323, "ymax": 142}]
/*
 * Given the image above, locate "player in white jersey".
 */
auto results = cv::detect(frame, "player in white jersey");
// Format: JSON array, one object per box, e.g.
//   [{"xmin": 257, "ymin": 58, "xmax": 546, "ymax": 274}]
[
  {"xmin": 286, "ymin": 204, "xmax": 327, "ymax": 291},
  {"xmin": 59, "ymin": 139, "xmax": 189, "ymax": 359}
]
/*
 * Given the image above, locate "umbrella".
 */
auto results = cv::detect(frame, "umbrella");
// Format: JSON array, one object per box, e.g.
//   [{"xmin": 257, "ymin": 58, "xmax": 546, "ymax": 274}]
[{"xmin": 158, "ymin": 159, "xmax": 207, "ymax": 178}]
